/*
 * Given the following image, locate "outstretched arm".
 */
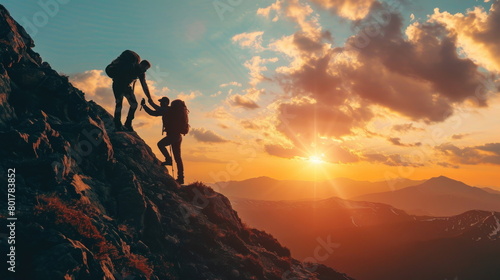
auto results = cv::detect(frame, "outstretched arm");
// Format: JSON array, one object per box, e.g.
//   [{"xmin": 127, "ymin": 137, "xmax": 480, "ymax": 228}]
[
  {"xmin": 141, "ymin": 99, "xmax": 162, "ymax": 116},
  {"xmin": 148, "ymin": 97, "xmax": 162, "ymax": 110},
  {"xmin": 139, "ymin": 75, "xmax": 152, "ymax": 100}
]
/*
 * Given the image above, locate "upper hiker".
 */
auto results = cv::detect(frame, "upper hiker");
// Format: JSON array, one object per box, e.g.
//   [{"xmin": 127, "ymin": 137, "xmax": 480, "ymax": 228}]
[
  {"xmin": 106, "ymin": 50, "xmax": 152, "ymax": 131},
  {"xmin": 141, "ymin": 97, "xmax": 189, "ymax": 185}
]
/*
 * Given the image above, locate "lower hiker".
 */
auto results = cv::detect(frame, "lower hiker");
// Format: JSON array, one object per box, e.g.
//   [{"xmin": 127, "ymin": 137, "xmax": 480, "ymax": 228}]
[
  {"xmin": 106, "ymin": 50, "xmax": 152, "ymax": 131},
  {"xmin": 141, "ymin": 97, "xmax": 188, "ymax": 185}
]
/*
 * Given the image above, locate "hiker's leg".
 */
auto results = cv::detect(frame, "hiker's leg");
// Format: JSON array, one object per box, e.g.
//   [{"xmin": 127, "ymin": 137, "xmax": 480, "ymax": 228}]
[
  {"xmin": 172, "ymin": 135, "xmax": 184, "ymax": 180},
  {"xmin": 112, "ymin": 83, "xmax": 124, "ymax": 128},
  {"xmin": 124, "ymin": 86, "xmax": 137, "ymax": 126},
  {"xmin": 157, "ymin": 136, "xmax": 172, "ymax": 161}
]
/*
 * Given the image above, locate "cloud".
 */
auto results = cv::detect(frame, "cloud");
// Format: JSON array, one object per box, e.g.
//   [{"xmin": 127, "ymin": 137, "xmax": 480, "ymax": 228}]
[
  {"xmin": 436, "ymin": 142, "xmax": 500, "ymax": 165},
  {"xmin": 392, "ymin": 123, "xmax": 424, "ymax": 133},
  {"xmin": 451, "ymin": 133, "xmax": 470, "ymax": 140},
  {"xmin": 248, "ymin": 1, "xmax": 500, "ymax": 169},
  {"xmin": 244, "ymin": 56, "xmax": 279, "ymax": 87},
  {"xmin": 176, "ymin": 90, "xmax": 202, "ymax": 102},
  {"xmin": 276, "ymin": 101, "xmax": 373, "ymax": 142},
  {"xmin": 228, "ymin": 94, "xmax": 260, "ymax": 109},
  {"xmin": 190, "ymin": 128, "xmax": 229, "ymax": 143},
  {"xmin": 232, "ymin": 31, "xmax": 266, "ymax": 51},
  {"xmin": 210, "ymin": 90, "xmax": 223, "ymax": 98},
  {"xmin": 220, "ymin": 82, "xmax": 242, "ymax": 88},
  {"xmin": 430, "ymin": 1, "xmax": 500, "ymax": 73},
  {"xmin": 257, "ymin": 0, "xmax": 282, "ymax": 21},
  {"xmin": 206, "ymin": 106, "xmax": 232, "ymax": 119},
  {"xmin": 436, "ymin": 161, "xmax": 460, "ymax": 169},
  {"xmin": 362, "ymin": 153, "xmax": 422, "ymax": 167},
  {"xmin": 259, "ymin": 0, "xmax": 322, "ymax": 37},
  {"xmin": 311, "ymin": 0, "xmax": 377, "ymax": 20},
  {"xmin": 264, "ymin": 144, "xmax": 297, "ymax": 159},
  {"xmin": 387, "ymin": 137, "xmax": 422, "ymax": 147},
  {"xmin": 271, "ymin": 2, "xmax": 495, "ymax": 149},
  {"xmin": 241, "ymin": 120, "xmax": 260, "ymax": 130},
  {"xmin": 344, "ymin": 5, "xmax": 492, "ymax": 120}
]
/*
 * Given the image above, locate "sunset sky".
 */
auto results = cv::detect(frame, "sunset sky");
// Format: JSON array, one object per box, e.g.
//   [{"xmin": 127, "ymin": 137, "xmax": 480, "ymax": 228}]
[{"xmin": 4, "ymin": 0, "xmax": 500, "ymax": 188}]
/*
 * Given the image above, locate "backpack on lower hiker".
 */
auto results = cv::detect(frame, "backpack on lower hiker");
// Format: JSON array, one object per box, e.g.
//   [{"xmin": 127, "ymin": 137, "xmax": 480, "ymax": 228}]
[{"xmin": 164, "ymin": 99, "xmax": 190, "ymax": 135}]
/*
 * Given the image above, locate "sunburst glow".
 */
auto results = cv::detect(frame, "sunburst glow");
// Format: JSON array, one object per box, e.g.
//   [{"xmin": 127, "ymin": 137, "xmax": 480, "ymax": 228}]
[{"xmin": 308, "ymin": 154, "xmax": 326, "ymax": 164}]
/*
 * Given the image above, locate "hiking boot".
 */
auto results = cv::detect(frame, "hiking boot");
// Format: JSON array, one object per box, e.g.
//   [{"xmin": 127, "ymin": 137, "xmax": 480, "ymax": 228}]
[
  {"xmin": 176, "ymin": 177, "xmax": 184, "ymax": 185},
  {"xmin": 114, "ymin": 120, "xmax": 123, "ymax": 131},
  {"xmin": 161, "ymin": 158, "xmax": 173, "ymax": 166},
  {"xmin": 123, "ymin": 123, "xmax": 134, "ymax": 132},
  {"xmin": 123, "ymin": 120, "xmax": 134, "ymax": 132}
]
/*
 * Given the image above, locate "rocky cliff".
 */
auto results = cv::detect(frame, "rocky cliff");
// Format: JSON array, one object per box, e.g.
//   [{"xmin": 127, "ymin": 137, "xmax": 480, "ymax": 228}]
[{"xmin": 0, "ymin": 5, "xmax": 352, "ymax": 280}]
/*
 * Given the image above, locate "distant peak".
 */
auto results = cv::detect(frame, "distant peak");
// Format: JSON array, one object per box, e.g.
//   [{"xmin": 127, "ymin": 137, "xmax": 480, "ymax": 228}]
[
  {"xmin": 420, "ymin": 176, "xmax": 473, "ymax": 191},
  {"xmin": 427, "ymin": 176, "xmax": 460, "ymax": 183},
  {"xmin": 243, "ymin": 176, "xmax": 277, "ymax": 182}
]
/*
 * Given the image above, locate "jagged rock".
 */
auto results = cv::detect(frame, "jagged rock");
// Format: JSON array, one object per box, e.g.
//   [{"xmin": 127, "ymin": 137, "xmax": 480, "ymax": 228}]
[{"xmin": 0, "ymin": 4, "xmax": 354, "ymax": 280}]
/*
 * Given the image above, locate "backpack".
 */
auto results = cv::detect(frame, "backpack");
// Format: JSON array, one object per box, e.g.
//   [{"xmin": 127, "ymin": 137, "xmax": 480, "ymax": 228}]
[
  {"xmin": 165, "ymin": 99, "xmax": 190, "ymax": 135},
  {"xmin": 105, "ymin": 50, "xmax": 140, "ymax": 79}
]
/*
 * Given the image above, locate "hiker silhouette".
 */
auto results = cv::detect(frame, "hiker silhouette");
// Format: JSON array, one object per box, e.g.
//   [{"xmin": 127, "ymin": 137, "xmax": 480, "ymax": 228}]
[
  {"xmin": 141, "ymin": 97, "xmax": 186, "ymax": 185},
  {"xmin": 106, "ymin": 50, "xmax": 152, "ymax": 131}
]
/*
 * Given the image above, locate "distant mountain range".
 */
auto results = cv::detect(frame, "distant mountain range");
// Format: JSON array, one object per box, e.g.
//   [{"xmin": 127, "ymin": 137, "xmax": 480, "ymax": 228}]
[
  {"xmin": 212, "ymin": 176, "xmax": 425, "ymax": 200},
  {"xmin": 231, "ymin": 195, "xmax": 500, "ymax": 280},
  {"xmin": 216, "ymin": 176, "xmax": 500, "ymax": 216},
  {"xmin": 354, "ymin": 176, "xmax": 500, "ymax": 216}
]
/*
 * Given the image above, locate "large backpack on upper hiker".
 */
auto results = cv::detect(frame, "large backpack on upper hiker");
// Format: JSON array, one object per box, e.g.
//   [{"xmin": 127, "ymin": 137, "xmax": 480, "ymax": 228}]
[
  {"xmin": 105, "ymin": 50, "xmax": 141, "ymax": 80},
  {"xmin": 165, "ymin": 99, "xmax": 190, "ymax": 135}
]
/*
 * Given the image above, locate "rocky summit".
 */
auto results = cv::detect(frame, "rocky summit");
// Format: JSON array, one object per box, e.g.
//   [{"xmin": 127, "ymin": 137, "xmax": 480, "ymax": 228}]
[{"xmin": 0, "ymin": 5, "xmax": 352, "ymax": 280}]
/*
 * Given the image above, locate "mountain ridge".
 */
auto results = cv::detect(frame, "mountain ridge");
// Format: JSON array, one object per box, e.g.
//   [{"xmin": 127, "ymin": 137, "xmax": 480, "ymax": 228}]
[
  {"xmin": 213, "ymin": 176, "xmax": 425, "ymax": 200},
  {"xmin": 230, "ymin": 195, "xmax": 500, "ymax": 280},
  {"xmin": 354, "ymin": 175, "xmax": 500, "ymax": 216}
]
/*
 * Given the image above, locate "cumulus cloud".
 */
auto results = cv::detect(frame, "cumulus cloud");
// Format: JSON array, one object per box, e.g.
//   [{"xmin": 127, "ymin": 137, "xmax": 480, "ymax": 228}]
[
  {"xmin": 244, "ymin": 56, "xmax": 279, "ymax": 87},
  {"xmin": 220, "ymin": 82, "xmax": 242, "ymax": 88},
  {"xmin": 451, "ymin": 133, "xmax": 470, "ymax": 140},
  {"xmin": 241, "ymin": 120, "xmax": 260, "ymax": 130},
  {"xmin": 232, "ymin": 31, "xmax": 266, "ymax": 51},
  {"xmin": 228, "ymin": 94, "xmax": 260, "ymax": 109},
  {"xmin": 392, "ymin": 123, "xmax": 424, "ymax": 133},
  {"xmin": 344, "ymin": 5, "xmax": 492, "ymax": 119},
  {"xmin": 259, "ymin": 0, "xmax": 322, "ymax": 37},
  {"xmin": 257, "ymin": 0, "xmax": 282, "ymax": 21},
  {"xmin": 387, "ymin": 137, "xmax": 422, "ymax": 147},
  {"xmin": 190, "ymin": 128, "xmax": 229, "ymax": 143},
  {"xmin": 362, "ymin": 153, "xmax": 423, "ymax": 167},
  {"xmin": 176, "ymin": 90, "xmax": 202, "ymax": 102},
  {"xmin": 268, "ymin": 1, "xmax": 496, "ymax": 149},
  {"xmin": 206, "ymin": 106, "xmax": 232, "ymax": 119},
  {"xmin": 430, "ymin": 1, "xmax": 500, "ymax": 73},
  {"xmin": 437, "ymin": 142, "xmax": 500, "ymax": 165},
  {"xmin": 311, "ymin": 0, "xmax": 377, "ymax": 20},
  {"xmin": 277, "ymin": 101, "xmax": 373, "ymax": 142}
]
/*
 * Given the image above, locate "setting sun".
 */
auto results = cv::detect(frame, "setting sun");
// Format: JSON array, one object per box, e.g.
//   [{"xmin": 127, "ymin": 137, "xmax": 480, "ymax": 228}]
[{"xmin": 308, "ymin": 154, "xmax": 326, "ymax": 164}]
